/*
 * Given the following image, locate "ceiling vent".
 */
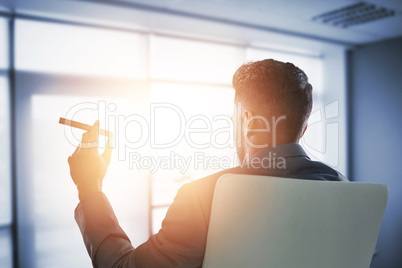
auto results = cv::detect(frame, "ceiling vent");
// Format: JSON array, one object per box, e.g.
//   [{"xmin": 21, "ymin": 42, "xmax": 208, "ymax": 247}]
[{"xmin": 312, "ymin": 2, "xmax": 396, "ymax": 28}]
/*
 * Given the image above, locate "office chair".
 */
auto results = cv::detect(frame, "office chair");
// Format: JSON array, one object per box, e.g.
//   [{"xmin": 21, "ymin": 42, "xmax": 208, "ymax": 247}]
[{"xmin": 203, "ymin": 174, "xmax": 388, "ymax": 268}]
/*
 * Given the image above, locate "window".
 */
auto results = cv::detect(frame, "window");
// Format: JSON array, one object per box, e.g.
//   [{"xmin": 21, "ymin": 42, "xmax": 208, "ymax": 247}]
[
  {"xmin": 150, "ymin": 35, "xmax": 244, "ymax": 84},
  {"xmin": 0, "ymin": 76, "xmax": 11, "ymax": 226},
  {"xmin": 149, "ymin": 36, "xmax": 241, "ymax": 233},
  {"xmin": 0, "ymin": 17, "xmax": 7, "ymax": 69},
  {"xmin": 150, "ymin": 82, "xmax": 235, "ymax": 232},
  {"xmin": 0, "ymin": 229, "xmax": 12, "ymax": 268},
  {"xmin": 15, "ymin": 20, "xmax": 149, "ymax": 268},
  {"xmin": 15, "ymin": 19, "xmax": 147, "ymax": 78},
  {"xmin": 0, "ymin": 16, "xmax": 12, "ymax": 268}
]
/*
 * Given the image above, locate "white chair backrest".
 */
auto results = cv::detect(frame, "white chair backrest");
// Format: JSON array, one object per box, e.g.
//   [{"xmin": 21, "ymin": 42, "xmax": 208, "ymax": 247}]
[{"xmin": 203, "ymin": 174, "xmax": 388, "ymax": 268}]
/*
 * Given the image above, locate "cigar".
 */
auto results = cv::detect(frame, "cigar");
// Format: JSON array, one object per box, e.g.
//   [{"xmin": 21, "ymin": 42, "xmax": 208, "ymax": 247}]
[{"xmin": 59, "ymin": 117, "xmax": 112, "ymax": 137}]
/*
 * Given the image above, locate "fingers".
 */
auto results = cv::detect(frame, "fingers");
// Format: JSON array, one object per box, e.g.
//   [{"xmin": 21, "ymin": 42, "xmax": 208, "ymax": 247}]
[
  {"xmin": 81, "ymin": 130, "xmax": 90, "ymax": 143},
  {"xmin": 80, "ymin": 121, "xmax": 98, "ymax": 150},
  {"xmin": 80, "ymin": 132, "xmax": 91, "ymax": 149},
  {"xmin": 88, "ymin": 120, "xmax": 99, "ymax": 150},
  {"xmin": 69, "ymin": 134, "xmax": 83, "ymax": 163},
  {"xmin": 89, "ymin": 120, "xmax": 99, "ymax": 144},
  {"xmin": 102, "ymin": 133, "xmax": 113, "ymax": 166},
  {"xmin": 69, "ymin": 121, "xmax": 104, "ymax": 166},
  {"xmin": 72, "ymin": 142, "xmax": 80, "ymax": 157}
]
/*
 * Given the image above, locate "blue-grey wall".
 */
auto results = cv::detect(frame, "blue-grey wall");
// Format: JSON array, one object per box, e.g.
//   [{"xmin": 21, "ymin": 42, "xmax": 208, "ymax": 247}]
[{"xmin": 349, "ymin": 37, "xmax": 402, "ymax": 268}]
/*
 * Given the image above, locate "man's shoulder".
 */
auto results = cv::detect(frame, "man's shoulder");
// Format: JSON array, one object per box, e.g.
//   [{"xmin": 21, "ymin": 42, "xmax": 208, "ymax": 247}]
[
  {"xmin": 186, "ymin": 158, "xmax": 348, "ymax": 193},
  {"xmin": 179, "ymin": 160, "xmax": 347, "ymax": 224},
  {"xmin": 295, "ymin": 157, "xmax": 349, "ymax": 182},
  {"xmin": 180, "ymin": 167, "xmax": 243, "ymax": 222},
  {"xmin": 187, "ymin": 167, "xmax": 241, "ymax": 193}
]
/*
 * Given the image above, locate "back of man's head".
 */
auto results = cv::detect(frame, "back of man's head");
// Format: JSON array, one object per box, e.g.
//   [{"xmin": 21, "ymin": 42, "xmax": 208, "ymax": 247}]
[{"xmin": 232, "ymin": 59, "xmax": 313, "ymax": 142}]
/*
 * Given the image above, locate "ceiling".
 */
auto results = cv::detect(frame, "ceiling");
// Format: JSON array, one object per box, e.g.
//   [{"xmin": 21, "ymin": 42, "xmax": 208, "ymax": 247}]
[
  {"xmin": 99, "ymin": 0, "xmax": 402, "ymax": 44},
  {"xmin": 108, "ymin": 0, "xmax": 402, "ymax": 44},
  {"xmin": 1, "ymin": 0, "xmax": 401, "ymax": 47}
]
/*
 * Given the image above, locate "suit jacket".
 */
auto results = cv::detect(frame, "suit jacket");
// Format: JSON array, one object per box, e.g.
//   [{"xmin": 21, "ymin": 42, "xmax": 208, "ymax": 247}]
[{"xmin": 75, "ymin": 143, "xmax": 347, "ymax": 267}]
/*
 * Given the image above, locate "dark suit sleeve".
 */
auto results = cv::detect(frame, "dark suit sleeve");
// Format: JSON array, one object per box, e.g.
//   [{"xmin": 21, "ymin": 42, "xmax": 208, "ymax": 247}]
[{"xmin": 74, "ymin": 183, "xmax": 208, "ymax": 268}]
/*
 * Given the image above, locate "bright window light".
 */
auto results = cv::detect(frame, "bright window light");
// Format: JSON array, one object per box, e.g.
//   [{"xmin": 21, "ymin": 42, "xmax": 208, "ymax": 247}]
[
  {"xmin": 150, "ymin": 82, "xmax": 236, "ymax": 232},
  {"xmin": 15, "ymin": 19, "xmax": 147, "ymax": 78},
  {"xmin": 150, "ymin": 35, "xmax": 244, "ymax": 84},
  {"xmin": 0, "ymin": 229, "xmax": 12, "ymax": 268},
  {"xmin": 25, "ymin": 93, "xmax": 150, "ymax": 267},
  {"xmin": 0, "ymin": 17, "xmax": 7, "ymax": 70},
  {"xmin": 0, "ymin": 75, "xmax": 11, "ymax": 226},
  {"xmin": 152, "ymin": 207, "xmax": 169, "ymax": 235}
]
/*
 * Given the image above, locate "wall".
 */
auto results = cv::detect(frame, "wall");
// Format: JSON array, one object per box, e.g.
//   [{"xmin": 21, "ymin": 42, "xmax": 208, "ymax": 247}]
[{"xmin": 349, "ymin": 37, "xmax": 402, "ymax": 268}]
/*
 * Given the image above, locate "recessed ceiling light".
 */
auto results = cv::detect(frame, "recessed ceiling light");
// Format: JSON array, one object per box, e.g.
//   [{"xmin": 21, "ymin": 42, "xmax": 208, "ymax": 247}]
[{"xmin": 312, "ymin": 2, "xmax": 396, "ymax": 28}]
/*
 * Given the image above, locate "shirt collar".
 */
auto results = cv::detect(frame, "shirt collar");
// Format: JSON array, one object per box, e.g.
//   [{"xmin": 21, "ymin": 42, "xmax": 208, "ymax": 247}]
[{"xmin": 249, "ymin": 143, "xmax": 310, "ymax": 161}]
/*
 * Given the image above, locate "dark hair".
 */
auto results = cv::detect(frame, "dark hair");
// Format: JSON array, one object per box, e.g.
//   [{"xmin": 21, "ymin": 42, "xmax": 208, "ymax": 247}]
[{"xmin": 232, "ymin": 59, "xmax": 313, "ymax": 139}]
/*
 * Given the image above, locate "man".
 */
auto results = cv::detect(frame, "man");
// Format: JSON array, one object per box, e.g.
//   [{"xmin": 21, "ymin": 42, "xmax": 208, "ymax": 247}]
[{"xmin": 68, "ymin": 59, "xmax": 347, "ymax": 268}]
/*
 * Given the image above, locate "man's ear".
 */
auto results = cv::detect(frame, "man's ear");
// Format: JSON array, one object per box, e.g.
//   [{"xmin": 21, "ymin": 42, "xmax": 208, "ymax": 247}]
[
  {"xmin": 300, "ymin": 123, "xmax": 308, "ymax": 139},
  {"xmin": 243, "ymin": 109, "xmax": 253, "ymax": 137},
  {"xmin": 244, "ymin": 110, "xmax": 268, "ymax": 138}
]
